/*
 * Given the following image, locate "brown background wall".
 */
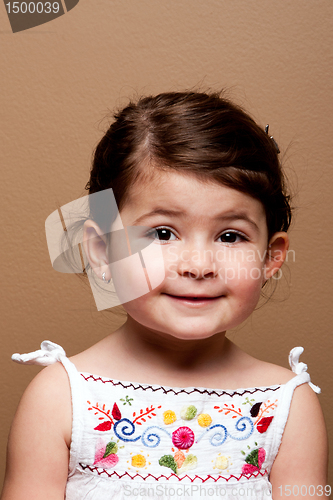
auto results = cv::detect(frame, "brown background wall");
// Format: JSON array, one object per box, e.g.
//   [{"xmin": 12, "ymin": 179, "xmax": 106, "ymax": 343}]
[{"xmin": 1, "ymin": 0, "xmax": 332, "ymax": 487}]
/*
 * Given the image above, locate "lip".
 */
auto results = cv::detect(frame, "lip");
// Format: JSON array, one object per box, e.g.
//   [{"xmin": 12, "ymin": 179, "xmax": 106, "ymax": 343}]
[{"xmin": 164, "ymin": 293, "xmax": 224, "ymax": 308}]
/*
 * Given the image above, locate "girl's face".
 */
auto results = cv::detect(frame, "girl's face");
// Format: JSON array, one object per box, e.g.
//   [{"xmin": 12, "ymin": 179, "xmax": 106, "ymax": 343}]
[{"xmin": 108, "ymin": 169, "xmax": 288, "ymax": 341}]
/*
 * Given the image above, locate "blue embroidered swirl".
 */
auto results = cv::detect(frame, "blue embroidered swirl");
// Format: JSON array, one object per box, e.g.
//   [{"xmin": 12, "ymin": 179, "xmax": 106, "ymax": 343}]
[
  {"xmin": 141, "ymin": 426, "xmax": 171, "ymax": 448},
  {"xmin": 197, "ymin": 417, "xmax": 254, "ymax": 445},
  {"xmin": 229, "ymin": 417, "xmax": 254, "ymax": 441},
  {"xmin": 113, "ymin": 418, "xmax": 141, "ymax": 442}
]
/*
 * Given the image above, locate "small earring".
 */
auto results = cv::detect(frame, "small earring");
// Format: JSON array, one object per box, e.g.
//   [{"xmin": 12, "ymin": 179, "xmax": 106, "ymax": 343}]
[{"xmin": 102, "ymin": 272, "xmax": 111, "ymax": 284}]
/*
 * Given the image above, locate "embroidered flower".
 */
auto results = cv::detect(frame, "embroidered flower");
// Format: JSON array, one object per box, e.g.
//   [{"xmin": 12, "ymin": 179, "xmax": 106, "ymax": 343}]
[
  {"xmin": 180, "ymin": 404, "xmax": 197, "ymax": 420},
  {"xmin": 177, "ymin": 454, "xmax": 197, "ymax": 474},
  {"xmin": 93, "ymin": 439, "xmax": 119, "ymax": 468},
  {"xmin": 163, "ymin": 410, "xmax": 177, "ymax": 425},
  {"xmin": 174, "ymin": 450, "xmax": 186, "ymax": 468},
  {"xmin": 241, "ymin": 448, "xmax": 265, "ymax": 474},
  {"xmin": 159, "ymin": 451, "xmax": 197, "ymax": 475},
  {"xmin": 197, "ymin": 413, "xmax": 212, "ymax": 427},
  {"xmin": 127, "ymin": 451, "xmax": 151, "ymax": 471},
  {"xmin": 214, "ymin": 455, "xmax": 229, "ymax": 470},
  {"xmin": 172, "ymin": 426, "xmax": 195, "ymax": 449},
  {"xmin": 131, "ymin": 454, "xmax": 146, "ymax": 468}
]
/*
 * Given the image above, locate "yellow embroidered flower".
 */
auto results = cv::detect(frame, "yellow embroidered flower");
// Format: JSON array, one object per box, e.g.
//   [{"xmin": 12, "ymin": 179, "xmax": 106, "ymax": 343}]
[
  {"xmin": 197, "ymin": 413, "xmax": 212, "ymax": 427},
  {"xmin": 131, "ymin": 454, "xmax": 146, "ymax": 468},
  {"xmin": 163, "ymin": 410, "xmax": 177, "ymax": 425},
  {"xmin": 215, "ymin": 455, "xmax": 229, "ymax": 470}
]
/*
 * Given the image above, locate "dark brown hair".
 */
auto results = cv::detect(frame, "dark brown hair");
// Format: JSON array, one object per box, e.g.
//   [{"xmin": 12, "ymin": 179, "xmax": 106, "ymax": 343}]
[{"xmin": 86, "ymin": 91, "xmax": 292, "ymax": 239}]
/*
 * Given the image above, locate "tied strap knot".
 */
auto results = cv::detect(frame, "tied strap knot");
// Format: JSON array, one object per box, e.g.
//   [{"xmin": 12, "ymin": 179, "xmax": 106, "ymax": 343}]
[
  {"xmin": 289, "ymin": 346, "xmax": 321, "ymax": 394},
  {"xmin": 12, "ymin": 340, "xmax": 66, "ymax": 366}
]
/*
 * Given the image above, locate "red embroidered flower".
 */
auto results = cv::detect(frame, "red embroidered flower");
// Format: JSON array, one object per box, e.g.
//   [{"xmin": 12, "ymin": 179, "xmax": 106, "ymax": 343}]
[{"xmin": 172, "ymin": 426, "xmax": 195, "ymax": 449}]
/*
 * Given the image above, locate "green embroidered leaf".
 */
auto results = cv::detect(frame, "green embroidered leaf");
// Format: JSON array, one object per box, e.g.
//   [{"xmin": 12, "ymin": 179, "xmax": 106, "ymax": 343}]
[
  {"xmin": 159, "ymin": 454, "xmax": 177, "ymax": 474},
  {"xmin": 103, "ymin": 441, "xmax": 118, "ymax": 458},
  {"xmin": 245, "ymin": 449, "xmax": 259, "ymax": 468}
]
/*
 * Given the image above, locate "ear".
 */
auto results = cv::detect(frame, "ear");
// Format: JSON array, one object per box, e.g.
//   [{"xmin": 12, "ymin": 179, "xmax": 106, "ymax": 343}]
[
  {"xmin": 263, "ymin": 232, "xmax": 289, "ymax": 282},
  {"xmin": 82, "ymin": 220, "xmax": 110, "ymax": 281}
]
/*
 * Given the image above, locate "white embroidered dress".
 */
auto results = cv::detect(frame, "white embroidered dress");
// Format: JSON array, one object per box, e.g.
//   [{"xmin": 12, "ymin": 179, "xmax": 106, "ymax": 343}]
[{"xmin": 12, "ymin": 343, "xmax": 320, "ymax": 500}]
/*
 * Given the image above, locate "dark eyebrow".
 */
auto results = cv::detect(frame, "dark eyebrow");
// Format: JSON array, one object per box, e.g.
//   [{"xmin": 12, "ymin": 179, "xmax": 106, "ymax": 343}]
[
  {"xmin": 133, "ymin": 208, "xmax": 260, "ymax": 232},
  {"xmin": 133, "ymin": 209, "xmax": 184, "ymax": 225},
  {"xmin": 217, "ymin": 212, "xmax": 260, "ymax": 232}
]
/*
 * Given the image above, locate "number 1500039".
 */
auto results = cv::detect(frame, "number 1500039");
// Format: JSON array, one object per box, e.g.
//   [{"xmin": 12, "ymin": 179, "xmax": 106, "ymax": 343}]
[
  {"xmin": 278, "ymin": 485, "xmax": 331, "ymax": 497},
  {"xmin": 5, "ymin": 2, "xmax": 60, "ymax": 14}
]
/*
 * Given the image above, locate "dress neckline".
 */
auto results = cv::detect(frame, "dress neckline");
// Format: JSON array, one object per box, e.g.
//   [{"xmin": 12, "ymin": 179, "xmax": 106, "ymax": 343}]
[{"xmin": 77, "ymin": 367, "xmax": 301, "ymax": 395}]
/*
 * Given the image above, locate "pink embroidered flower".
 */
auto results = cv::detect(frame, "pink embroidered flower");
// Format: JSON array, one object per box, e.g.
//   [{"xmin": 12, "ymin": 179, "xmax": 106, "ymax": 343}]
[
  {"xmin": 241, "ymin": 448, "xmax": 265, "ymax": 474},
  {"xmin": 172, "ymin": 426, "xmax": 195, "ymax": 449},
  {"xmin": 93, "ymin": 439, "xmax": 119, "ymax": 468}
]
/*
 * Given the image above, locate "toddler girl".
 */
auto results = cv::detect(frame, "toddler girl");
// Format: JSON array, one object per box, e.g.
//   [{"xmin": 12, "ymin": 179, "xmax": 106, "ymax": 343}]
[{"xmin": 1, "ymin": 91, "xmax": 328, "ymax": 499}]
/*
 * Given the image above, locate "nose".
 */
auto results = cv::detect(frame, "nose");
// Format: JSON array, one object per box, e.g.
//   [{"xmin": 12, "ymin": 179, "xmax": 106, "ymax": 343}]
[{"xmin": 177, "ymin": 245, "xmax": 217, "ymax": 280}]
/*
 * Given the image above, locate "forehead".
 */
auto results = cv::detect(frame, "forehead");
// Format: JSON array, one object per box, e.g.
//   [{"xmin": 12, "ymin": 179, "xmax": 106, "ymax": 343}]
[{"xmin": 122, "ymin": 168, "xmax": 266, "ymax": 225}]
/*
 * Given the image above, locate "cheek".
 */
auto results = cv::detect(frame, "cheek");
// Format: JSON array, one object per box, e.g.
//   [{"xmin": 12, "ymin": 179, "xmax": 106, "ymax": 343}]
[
  {"xmin": 109, "ymin": 254, "xmax": 151, "ymax": 304},
  {"xmin": 219, "ymin": 258, "xmax": 264, "ymax": 284},
  {"xmin": 222, "ymin": 259, "xmax": 265, "ymax": 311},
  {"xmin": 109, "ymin": 243, "xmax": 166, "ymax": 305}
]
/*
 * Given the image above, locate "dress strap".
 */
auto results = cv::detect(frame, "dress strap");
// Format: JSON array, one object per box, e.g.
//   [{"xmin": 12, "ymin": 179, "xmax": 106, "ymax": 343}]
[
  {"xmin": 12, "ymin": 340, "xmax": 79, "ymax": 385},
  {"xmin": 266, "ymin": 346, "xmax": 321, "ymax": 470},
  {"xmin": 12, "ymin": 340, "xmax": 67, "ymax": 366},
  {"xmin": 288, "ymin": 346, "xmax": 321, "ymax": 394},
  {"xmin": 12, "ymin": 340, "xmax": 84, "ymax": 477}
]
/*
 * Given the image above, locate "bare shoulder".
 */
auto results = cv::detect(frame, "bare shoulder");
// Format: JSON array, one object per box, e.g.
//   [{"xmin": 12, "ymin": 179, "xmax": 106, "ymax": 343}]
[
  {"xmin": 1, "ymin": 363, "xmax": 71, "ymax": 499},
  {"xmin": 252, "ymin": 359, "xmax": 295, "ymax": 385},
  {"xmin": 19, "ymin": 362, "xmax": 71, "ymax": 438},
  {"xmin": 8, "ymin": 361, "xmax": 72, "ymax": 449},
  {"xmin": 270, "ymin": 383, "xmax": 328, "ymax": 495},
  {"xmin": 68, "ymin": 333, "xmax": 122, "ymax": 376},
  {"xmin": 228, "ymin": 343, "xmax": 295, "ymax": 387}
]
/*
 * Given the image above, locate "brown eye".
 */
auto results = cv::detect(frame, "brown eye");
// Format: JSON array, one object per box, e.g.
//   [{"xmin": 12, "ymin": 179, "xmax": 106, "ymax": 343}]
[
  {"xmin": 147, "ymin": 227, "xmax": 177, "ymax": 242},
  {"xmin": 156, "ymin": 228, "xmax": 173, "ymax": 241},
  {"xmin": 219, "ymin": 231, "xmax": 245, "ymax": 243}
]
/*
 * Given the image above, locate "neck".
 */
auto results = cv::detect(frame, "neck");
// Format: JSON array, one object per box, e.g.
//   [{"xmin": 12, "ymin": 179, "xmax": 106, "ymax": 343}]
[{"xmin": 115, "ymin": 316, "xmax": 231, "ymax": 375}]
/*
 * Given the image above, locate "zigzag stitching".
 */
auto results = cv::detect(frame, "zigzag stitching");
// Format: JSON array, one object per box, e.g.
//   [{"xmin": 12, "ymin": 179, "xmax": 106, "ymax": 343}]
[
  {"xmin": 80, "ymin": 374, "xmax": 280, "ymax": 397},
  {"xmin": 79, "ymin": 463, "xmax": 268, "ymax": 482}
]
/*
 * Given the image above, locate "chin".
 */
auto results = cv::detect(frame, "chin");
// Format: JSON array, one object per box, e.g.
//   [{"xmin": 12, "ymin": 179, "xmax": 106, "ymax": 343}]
[{"xmin": 158, "ymin": 321, "xmax": 223, "ymax": 341}]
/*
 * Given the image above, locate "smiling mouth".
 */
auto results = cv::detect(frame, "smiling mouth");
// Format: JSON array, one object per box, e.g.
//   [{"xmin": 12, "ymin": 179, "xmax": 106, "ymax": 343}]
[{"xmin": 165, "ymin": 294, "xmax": 223, "ymax": 301}]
